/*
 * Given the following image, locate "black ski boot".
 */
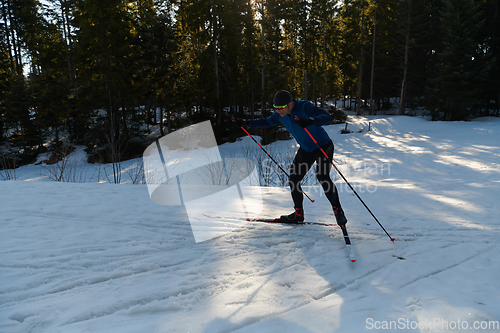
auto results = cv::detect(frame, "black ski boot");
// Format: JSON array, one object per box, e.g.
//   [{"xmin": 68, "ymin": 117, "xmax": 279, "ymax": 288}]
[
  {"xmin": 279, "ymin": 208, "xmax": 304, "ymax": 222},
  {"xmin": 333, "ymin": 206, "xmax": 347, "ymax": 226}
]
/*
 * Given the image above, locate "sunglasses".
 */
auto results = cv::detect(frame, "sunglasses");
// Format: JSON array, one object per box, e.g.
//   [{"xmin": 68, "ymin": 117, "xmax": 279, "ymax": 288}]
[{"xmin": 273, "ymin": 103, "xmax": 288, "ymax": 110}]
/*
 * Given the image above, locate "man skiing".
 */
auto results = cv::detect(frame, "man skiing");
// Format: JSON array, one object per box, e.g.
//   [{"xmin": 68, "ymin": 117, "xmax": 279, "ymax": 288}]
[{"xmin": 233, "ymin": 90, "xmax": 348, "ymax": 225}]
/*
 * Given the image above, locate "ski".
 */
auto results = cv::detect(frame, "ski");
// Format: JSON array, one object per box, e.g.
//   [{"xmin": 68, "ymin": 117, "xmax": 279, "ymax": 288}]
[
  {"xmin": 202, "ymin": 214, "xmax": 335, "ymax": 226},
  {"xmin": 203, "ymin": 213, "xmax": 356, "ymax": 262},
  {"xmin": 254, "ymin": 218, "xmax": 335, "ymax": 226},
  {"xmin": 340, "ymin": 224, "xmax": 356, "ymax": 262}
]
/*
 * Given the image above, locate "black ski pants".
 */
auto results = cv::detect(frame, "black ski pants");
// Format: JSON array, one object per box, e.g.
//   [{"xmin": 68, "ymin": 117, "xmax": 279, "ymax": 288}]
[{"xmin": 289, "ymin": 140, "xmax": 341, "ymax": 210}]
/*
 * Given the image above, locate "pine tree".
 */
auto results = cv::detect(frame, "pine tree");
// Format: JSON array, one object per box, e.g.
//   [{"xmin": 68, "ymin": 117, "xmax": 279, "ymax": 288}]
[
  {"xmin": 431, "ymin": 0, "xmax": 487, "ymax": 120},
  {"xmin": 136, "ymin": 0, "xmax": 177, "ymax": 135},
  {"xmin": 0, "ymin": 20, "xmax": 12, "ymax": 142},
  {"xmin": 477, "ymin": 0, "xmax": 500, "ymax": 116},
  {"xmin": 73, "ymin": 0, "xmax": 140, "ymax": 140},
  {"xmin": 1, "ymin": 0, "xmax": 47, "ymax": 149},
  {"xmin": 237, "ymin": 0, "xmax": 259, "ymax": 119}
]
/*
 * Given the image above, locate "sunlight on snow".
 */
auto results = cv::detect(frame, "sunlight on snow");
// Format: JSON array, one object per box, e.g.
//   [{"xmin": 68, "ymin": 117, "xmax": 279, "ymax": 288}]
[
  {"xmin": 434, "ymin": 154, "xmax": 500, "ymax": 173},
  {"xmin": 421, "ymin": 192, "xmax": 481, "ymax": 212}
]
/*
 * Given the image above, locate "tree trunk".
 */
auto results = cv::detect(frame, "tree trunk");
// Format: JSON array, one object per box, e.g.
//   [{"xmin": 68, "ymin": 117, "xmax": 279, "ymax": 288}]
[
  {"xmin": 304, "ymin": 69, "xmax": 308, "ymax": 100},
  {"xmin": 1, "ymin": 1, "xmax": 14, "ymax": 70},
  {"xmin": 4, "ymin": 0, "xmax": 22, "ymax": 74},
  {"xmin": 159, "ymin": 106, "xmax": 164, "ymax": 137},
  {"xmin": 399, "ymin": 0, "xmax": 411, "ymax": 116},
  {"xmin": 211, "ymin": 0, "xmax": 221, "ymax": 126},
  {"xmin": 369, "ymin": 8, "xmax": 376, "ymax": 115},
  {"xmin": 356, "ymin": 0, "xmax": 365, "ymax": 116},
  {"xmin": 261, "ymin": 0, "xmax": 265, "ymax": 115},
  {"xmin": 321, "ymin": 25, "xmax": 326, "ymax": 109}
]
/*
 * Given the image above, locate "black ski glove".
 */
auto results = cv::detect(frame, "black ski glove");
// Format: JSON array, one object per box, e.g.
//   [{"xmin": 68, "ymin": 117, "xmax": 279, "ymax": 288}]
[
  {"xmin": 232, "ymin": 118, "xmax": 249, "ymax": 127},
  {"xmin": 294, "ymin": 117, "xmax": 315, "ymax": 128}
]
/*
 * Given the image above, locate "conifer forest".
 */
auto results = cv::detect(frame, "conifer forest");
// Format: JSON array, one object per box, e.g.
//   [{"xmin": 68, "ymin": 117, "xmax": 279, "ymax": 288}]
[{"xmin": 1, "ymin": 0, "xmax": 499, "ymax": 165}]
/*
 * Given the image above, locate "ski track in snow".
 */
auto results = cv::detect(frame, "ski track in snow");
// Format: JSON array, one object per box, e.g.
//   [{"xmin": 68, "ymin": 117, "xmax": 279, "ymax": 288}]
[{"xmin": 2, "ymin": 116, "xmax": 500, "ymax": 332}]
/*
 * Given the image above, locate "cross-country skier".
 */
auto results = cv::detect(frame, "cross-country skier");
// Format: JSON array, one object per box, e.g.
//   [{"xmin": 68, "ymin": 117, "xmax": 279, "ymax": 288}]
[{"xmin": 233, "ymin": 90, "xmax": 348, "ymax": 225}]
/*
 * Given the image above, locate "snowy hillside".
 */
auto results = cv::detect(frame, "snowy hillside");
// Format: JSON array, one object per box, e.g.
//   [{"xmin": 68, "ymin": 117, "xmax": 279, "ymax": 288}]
[{"xmin": 2, "ymin": 116, "xmax": 500, "ymax": 333}]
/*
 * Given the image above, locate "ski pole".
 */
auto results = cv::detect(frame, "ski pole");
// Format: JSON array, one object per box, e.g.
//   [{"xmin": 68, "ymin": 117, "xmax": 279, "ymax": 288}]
[
  {"xmin": 235, "ymin": 121, "xmax": 315, "ymax": 203},
  {"xmin": 299, "ymin": 119, "xmax": 394, "ymax": 242}
]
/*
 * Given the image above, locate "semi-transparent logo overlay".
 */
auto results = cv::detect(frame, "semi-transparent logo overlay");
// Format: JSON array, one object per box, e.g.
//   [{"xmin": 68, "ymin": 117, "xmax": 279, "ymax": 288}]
[{"xmin": 143, "ymin": 120, "xmax": 263, "ymax": 242}]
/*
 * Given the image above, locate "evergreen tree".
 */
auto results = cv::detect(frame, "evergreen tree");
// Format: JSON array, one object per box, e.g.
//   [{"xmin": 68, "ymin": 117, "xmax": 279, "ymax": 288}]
[
  {"xmin": 430, "ymin": 0, "xmax": 488, "ymax": 120},
  {"xmin": 1, "ymin": 0, "xmax": 46, "ymax": 149},
  {"xmin": 28, "ymin": 5, "xmax": 74, "ymax": 146},
  {"xmin": 477, "ymin": 0, "xmax": 500, "ymax": 115},
  {"xmin": 136, "ymin": 0, "xmax": 177, "ymax": 135},
  {"xmin": 73, "ymin": 0, "xmax": 141, "ymax": 148},
  {"xmin": 237, "ymin": 0, "xmax": 260, "ymax": 119},
  {"xmin": 323, "ymin": 2, "xmax": 344, "ymax": 103},
  {"xmin": 0, "ymin": 22, "xmax": 11, "ymax": 142},
  {"xmin": 403, "ymin": 0, "xmax": 441, "ymax": 113}
]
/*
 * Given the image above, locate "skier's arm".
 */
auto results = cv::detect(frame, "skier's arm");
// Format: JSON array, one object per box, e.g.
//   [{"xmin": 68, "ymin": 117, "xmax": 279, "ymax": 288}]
[
  {"xmin": 304, "ymin": 102, "xmax": 333, "ymax": 126},
  {"xmin": 248, "ymin": 111, "xmax": 281, "ymax": 128}
]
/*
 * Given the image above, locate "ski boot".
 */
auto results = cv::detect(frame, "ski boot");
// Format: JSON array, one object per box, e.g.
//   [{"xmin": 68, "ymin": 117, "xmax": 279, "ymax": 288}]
[
  {"xmin": 333, "ymin": 206, "xmax": 347, "ymax": 226},
  {"xmin": 279, "ymin": 208, "xmax": 304, "ymax": 222}
]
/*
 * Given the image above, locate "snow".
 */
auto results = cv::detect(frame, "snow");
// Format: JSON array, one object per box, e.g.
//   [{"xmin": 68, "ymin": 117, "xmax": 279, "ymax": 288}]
[{"xmin": 2, "ymin": 115, "xmax": 500, "ymax": 333}]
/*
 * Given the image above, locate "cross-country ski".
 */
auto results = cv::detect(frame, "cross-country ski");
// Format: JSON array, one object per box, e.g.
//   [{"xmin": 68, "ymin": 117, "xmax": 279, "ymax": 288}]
[{"xmin": 203, "ymin": 213, "xmax": 357, "ymax": 262}]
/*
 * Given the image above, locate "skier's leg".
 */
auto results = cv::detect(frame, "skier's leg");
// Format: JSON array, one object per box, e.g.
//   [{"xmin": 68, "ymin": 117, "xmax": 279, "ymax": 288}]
[
  {"xmin": 289, "ymin": 148, "xmax": 315, "ymax": 210},
  {"xmin": 315, "ymin": 141, "xmax": 347, "ymax": 225},
  {"xmin": 279, "ymin": 148, "xmax": 315, "ymax": 222}
]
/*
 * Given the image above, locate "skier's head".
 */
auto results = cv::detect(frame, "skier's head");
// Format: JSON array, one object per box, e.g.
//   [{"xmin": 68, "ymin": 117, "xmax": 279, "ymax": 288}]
[{"xmin": 273, "ymin": 90, "xmax": 292, "ymax": 109}]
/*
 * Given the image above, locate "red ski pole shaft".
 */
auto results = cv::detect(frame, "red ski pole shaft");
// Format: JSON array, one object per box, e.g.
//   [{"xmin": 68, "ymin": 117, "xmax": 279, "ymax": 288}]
[
  {"xmin": 302, "ymin": 125, "xmax": 394, "ymax": 242},
  {"xmin": 239, "ymin": 125, "xmax": 315, "ymax": 203}
]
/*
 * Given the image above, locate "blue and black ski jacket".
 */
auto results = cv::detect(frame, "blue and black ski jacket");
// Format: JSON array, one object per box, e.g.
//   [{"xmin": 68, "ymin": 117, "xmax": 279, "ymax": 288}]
[{"xmin": 248, "ymin": 99, "xmax": 333, "ymax": 152}]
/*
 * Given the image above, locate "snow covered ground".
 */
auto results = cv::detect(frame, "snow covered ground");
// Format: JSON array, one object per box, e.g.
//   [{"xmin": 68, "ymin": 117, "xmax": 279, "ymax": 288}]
[{"xmin": 2, "ymin": 115, "xmax": 500, "ymax": 333}]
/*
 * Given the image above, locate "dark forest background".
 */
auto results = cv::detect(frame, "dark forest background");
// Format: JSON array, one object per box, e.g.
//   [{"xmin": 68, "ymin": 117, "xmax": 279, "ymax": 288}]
[{"xmin": 1, "ymin": 0, "xmax": 499, "ymax": 166}]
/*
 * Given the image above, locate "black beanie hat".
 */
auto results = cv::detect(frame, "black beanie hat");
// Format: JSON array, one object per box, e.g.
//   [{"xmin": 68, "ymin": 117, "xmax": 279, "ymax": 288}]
[{"xmin": 273, "ymin": 90, "xmax": 292, "ymax": 107}]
